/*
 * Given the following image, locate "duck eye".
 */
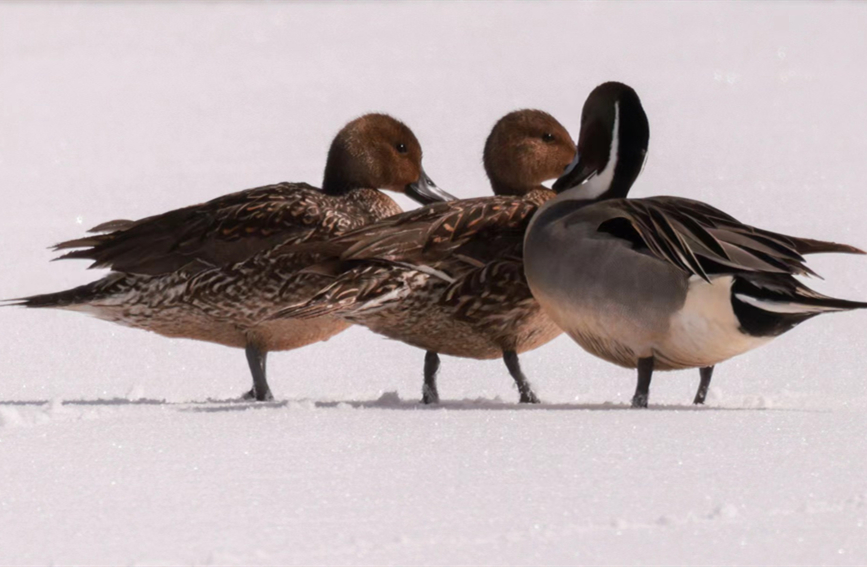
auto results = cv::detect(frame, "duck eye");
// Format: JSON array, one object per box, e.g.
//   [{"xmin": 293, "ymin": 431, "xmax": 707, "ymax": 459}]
[
  {"xmin": 395, "ymin": 143, "xmax": 408, "ymax": 154},
  {"xmin": 542, "ymin": 133, "xmax": 555, "ymax": 143}
]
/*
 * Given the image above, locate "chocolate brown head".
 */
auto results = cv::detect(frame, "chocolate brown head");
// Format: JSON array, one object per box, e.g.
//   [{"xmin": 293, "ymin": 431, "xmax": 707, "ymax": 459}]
[
  {"xmin": 322, "ymin": 113, "xmax": 453, "ymax": 204},
  {"xmin": 483, "ymin": 109, "xmax": 577, "ymax": 196}
]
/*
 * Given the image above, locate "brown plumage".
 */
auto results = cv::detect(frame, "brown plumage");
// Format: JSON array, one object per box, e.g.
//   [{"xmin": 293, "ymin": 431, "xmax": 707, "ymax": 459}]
[
  {"xmin": 52, "ymin": 182, "xmax": 390, "ymax": 275},
  {"xmin": 277, "ymin": 109, "xmax": 577, "ymax": 403},
  {"xmin": 16, "ymin": 113, "xmax": 448, "ymax": 401}
]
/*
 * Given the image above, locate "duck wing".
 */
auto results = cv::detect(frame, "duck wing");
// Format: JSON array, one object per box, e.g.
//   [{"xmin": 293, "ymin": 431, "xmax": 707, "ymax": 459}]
[
  {"xmin": 648, "ymin": 197, "xmax": 865, "ymax": 258},
  {"xmin": 597, "ymin": 197, "xmax": 863, "ymax": 283},
  {"xmin": 273, "ymin": 196, "xmax": 539, "ymax": 320},
  {"xmin": 300, "ymin": 195, "xmax": 537, "ymax": 268},
  {"xmin": 53, "ymin": 182, "xmax": 360, "ymax": 275}
]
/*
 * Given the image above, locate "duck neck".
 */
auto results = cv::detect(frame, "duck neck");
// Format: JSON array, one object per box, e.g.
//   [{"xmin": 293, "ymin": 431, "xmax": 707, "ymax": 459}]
[
  {"xmin": 322, "ymin": 139, "xmax": 370, "ymax": 197},
  {"xmin": 488, "ymin": 179, "xmax": 525, "ymax": 197},
  {"xmin": 557, "ymin": 144, "xmax": 643, "ymax": 204},
  {"xmin": 489, "ymin": 179, "xmax": 555, "ymax": 203},
  {"xmin": 599, "ymin": 167, "xmax": 639, "ymax": 201},
  {"xmin": 524, "ymin": 185, "xmax": 556, "ymax": 206},
  {"xmin": 321, "ymin": 163, "xmax": 354, "ymax": 196},
  {"xmin": 557, "ymin": 172, "xmax": 635, "ymax": 205},
  {"xmin": 343, "ymin": 188, "xmax": 402, "ymax": 220},
  {"xmin": 556, "ymin": 99, "xmax": 644, "ymax": 203}
]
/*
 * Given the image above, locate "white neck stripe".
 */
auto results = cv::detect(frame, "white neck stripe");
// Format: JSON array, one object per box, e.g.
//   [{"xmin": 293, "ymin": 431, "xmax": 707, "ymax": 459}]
[{"xmin": 562, "ymin": 101, "xmax": 619, "ymax": 201}]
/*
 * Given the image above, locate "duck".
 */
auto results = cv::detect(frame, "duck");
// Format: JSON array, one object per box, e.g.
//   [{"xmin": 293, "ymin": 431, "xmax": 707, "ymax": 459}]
[
  {"xmin": 275, "ymin": 109, "xmax": 577, "ymax": 403},
  {"xmin": 12, "ymin": 113, "xmax": 453, "ymax": 401},
  {"xmin": 523, "ymin": 82, "xmax": 867, "ymax": 408}
]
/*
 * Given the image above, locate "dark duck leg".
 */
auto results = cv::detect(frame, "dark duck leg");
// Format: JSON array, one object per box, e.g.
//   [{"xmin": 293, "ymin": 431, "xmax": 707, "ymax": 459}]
[
  {"xmin": 632, "ymin": 357, "xmax": 654, "ymax": 408},
  {"xmin": 694, "ymin": 365, "xmax": 715, "ymax": 405},
  {"xmin": 422, "ymin": 351, "xmax": 441, "ymax": 404},
  {"xmin": 503, "ymin": 350, "xmax": 540, "ymax": 404},
  {"xmin": 243, "ymin": 344, "xmax": 274, "ymax": 401}
]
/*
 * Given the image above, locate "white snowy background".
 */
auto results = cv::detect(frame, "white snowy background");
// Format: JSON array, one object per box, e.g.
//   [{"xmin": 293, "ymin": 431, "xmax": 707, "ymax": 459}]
[{"xmin": 2, "ymin": 2, "xmax": 867, "ymax": 565}]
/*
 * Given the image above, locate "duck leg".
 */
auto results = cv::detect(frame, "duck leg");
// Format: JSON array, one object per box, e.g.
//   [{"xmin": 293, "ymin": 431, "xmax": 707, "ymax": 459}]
[
  {"xmin": 503, "ymin": 350, "xmax": 540, "ymax": 404},
  {"xmin": 242, "ymin": 343, "xmax": 274, "ymax": 402},
  {"xmin": 422, "ymin": 351, "xmax": 441, "ymax": 404},
  {"xmin": 693, "ymin": 365, "xmax": 715, "ymax": 405},
  {"xmin": 632, "ymin": 356, "xmax": 654, "ymax": 408}
]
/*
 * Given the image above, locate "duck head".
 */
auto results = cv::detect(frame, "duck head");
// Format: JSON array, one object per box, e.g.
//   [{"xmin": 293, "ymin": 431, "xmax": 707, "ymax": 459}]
[
  {"xmin": 552, "ymin": 82, "xmax": 650, "ymax": 201},
  {"xmin": 322, "ymin": 113, "xmax": 455, "ymax": 204},
  {"xmin": 483, "ymin": 109, "xmax": 576, "ymax": 196}
]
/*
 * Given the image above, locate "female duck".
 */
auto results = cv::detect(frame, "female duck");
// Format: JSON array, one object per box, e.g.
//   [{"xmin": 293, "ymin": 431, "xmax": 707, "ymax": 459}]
[
  {"xmin": 524, "ymin": 82, "xmax": 866, "ymax": 407},
  {"xmin": 278, "ymin": 110, "xmax": 576, "ymax": 403},
  {"xmin": 17, "ymin": 113, "xmax": 451, "ymax": 401}
]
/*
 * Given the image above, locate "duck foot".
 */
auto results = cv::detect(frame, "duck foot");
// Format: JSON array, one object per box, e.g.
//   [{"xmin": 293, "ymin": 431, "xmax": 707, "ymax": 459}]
[
  {"xmin": 421, "ymin": 351, "xmax": 441, "ymax": 404},
  {"xmin": 421, "ymin": 384, "xmax": 440, "ymax": 405},
  {"xmin": 241, "ymin": 387, "xmax": 274, "ymax": 402},
  {"xmin": 693, "ymin": 365, "xmax": 714, "ymax": 405},
  {"xmin": 631, "ymin": 357, "xmax": 654, "ymax": 408},
  {"xmin": 519, "ymin": 390, "xmax": 541, "ymax": 404}
]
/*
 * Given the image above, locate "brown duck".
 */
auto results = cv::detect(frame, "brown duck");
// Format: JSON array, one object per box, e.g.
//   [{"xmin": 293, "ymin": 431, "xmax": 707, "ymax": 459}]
[
  {"xmin": 14, "ymin": 113, "xmax": 453, "ymax": 401},
  {"xmin": 277, "ymin": 110, "xmax": 576, "ymax": 403}
]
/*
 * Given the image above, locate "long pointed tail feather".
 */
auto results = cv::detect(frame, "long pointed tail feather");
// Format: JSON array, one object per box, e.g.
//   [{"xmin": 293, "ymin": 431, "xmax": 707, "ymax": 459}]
[
  {"xmin": 735, "ymin": 273, "xmax": 867, "ymax": 316},
  {"xmin": 6, "ymin": 285, "xmax": 97, "ymax": 309},
  {"xmin": 793, "ymin": 237, "xmax": 865, "ymax": 256},
  {"xmin": 5, "ymin": 273, "xmax": 129, "ymax": 310},
  {"xmin": 52, "ymin": 234, "xmax": 111, "ymax": 252},
  {"xmin": 735, "ymin": 293, "xmax": 867, "ymax": 315},
  {"xmin": 87, "ymin": 219, "xmax": 135, "ymax": 234}
]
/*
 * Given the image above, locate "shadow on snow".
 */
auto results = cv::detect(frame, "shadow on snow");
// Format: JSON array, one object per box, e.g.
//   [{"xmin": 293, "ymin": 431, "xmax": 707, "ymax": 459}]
[{"xmin": 0, "ymin": 393, "xmax": 819, "ymax": 413}]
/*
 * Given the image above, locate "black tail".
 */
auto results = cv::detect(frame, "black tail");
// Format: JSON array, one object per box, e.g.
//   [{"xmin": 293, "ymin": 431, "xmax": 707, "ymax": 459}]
[
  {"xmin": 792, "ymin": 295, "xmax": 867, "ymax": 311},
  {"xmin": 732, "ymin": 274, "xmax": 867, "ymax": 338},
  {"xmin": 738, "ymin": 274, "xmax": 867, "ymax": 312}
]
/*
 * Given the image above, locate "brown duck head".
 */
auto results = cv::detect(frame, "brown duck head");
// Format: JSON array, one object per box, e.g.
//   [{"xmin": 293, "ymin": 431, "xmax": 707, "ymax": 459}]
[
  {"xmin": 483, "ymin": 109, "xmax": 576, "ymax": 196},
  {"xmin": 322, "ymin": 113, "xmax": 454, "ymax": 205}
]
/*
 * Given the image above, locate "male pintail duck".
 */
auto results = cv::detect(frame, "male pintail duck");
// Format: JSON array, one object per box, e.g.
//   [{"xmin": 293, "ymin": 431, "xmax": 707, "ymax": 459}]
[
  {"xmin": 12, "ymin": 113, "xmax": 453, "ymax": 401},
  {"xmin": 523, "ymin": 82, "xmax": 866, "ymax": 408},
  {"xmin": 276, "ymin": 110, "xmax": 576, "ymax": 403}
]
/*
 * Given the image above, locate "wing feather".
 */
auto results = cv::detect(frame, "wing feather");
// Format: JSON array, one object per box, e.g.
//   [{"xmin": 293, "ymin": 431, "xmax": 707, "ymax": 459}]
[
  {"xmin": 52, "ymin": 182, "xmax": 355, "ymax": 275},
  {"xmin": 294, "ymin": 196, "xmax": 538, "ymax": 268},
  {"xmin": 606, "ymin": 197, "xmax": 851, "ymax": 280}
]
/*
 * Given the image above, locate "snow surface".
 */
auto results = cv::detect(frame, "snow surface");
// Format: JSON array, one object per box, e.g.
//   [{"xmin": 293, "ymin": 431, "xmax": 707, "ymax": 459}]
[{"xmin": 2, "ymin": 2, "xmax": 867, "ymax": 565}]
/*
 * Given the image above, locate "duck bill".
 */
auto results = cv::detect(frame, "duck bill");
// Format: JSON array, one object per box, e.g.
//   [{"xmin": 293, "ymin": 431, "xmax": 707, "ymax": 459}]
[
  {"xmin": 405, "ymin": 168, "xmax": 456, "ymax": 204},
  {"xmin": 552, "ymin": 152, "xmax": 597, "ymax": 193}
]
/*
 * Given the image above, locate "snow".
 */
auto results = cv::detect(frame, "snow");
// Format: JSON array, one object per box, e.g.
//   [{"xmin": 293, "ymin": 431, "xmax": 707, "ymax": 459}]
[{"xmin": 2, "ymin": 2, "xmax": 867, "ymax": 565}]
